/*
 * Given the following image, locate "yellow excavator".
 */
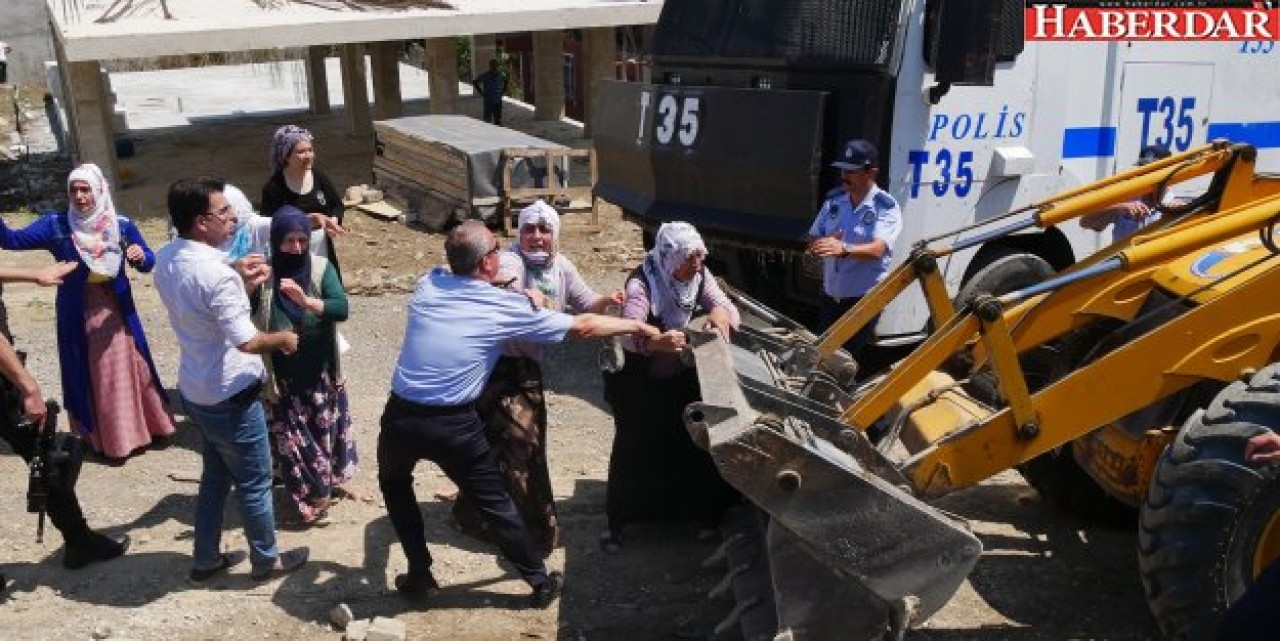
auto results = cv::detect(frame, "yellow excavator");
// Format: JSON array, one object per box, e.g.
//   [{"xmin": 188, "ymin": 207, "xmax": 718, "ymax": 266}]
[{"xmin": 685, "ymin": 141, "xmax": 1280, "ymax": 640}]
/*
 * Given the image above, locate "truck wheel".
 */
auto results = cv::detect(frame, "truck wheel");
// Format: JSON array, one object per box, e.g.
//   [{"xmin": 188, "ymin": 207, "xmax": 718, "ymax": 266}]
[
  {"xmin": 953, "ymin": 248, "xmax": 1054, "ymax": 311},
  {"xmin": 1139, "ymin": 365, "xmax": 1280, "ymax": 640},
  {"xmin": 955, "ymin": 249, "xmax": 1135, "ymax": 523}
]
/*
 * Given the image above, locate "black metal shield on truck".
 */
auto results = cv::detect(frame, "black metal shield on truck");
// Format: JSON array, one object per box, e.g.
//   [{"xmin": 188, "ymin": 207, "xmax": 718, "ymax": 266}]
[{"xmin": 594, "ymin": 80, "xmax": 828, "ymax": 243}]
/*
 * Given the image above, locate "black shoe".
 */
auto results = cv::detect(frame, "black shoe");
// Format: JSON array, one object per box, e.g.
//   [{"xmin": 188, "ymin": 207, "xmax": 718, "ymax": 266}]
[
  {"xmin": 249, "ymin": 547, "xmax": 309, "ymax": 581},
  {"xmin": 188, "ymin": 550, "xmax": 248, "ymax": 583},
  {"xmin": 394, "ymin": 571, "xmax": 440, "ymax": 598},
  {"xmin": 64, "ymin": 532, "xmax": 130, "ymax": 570},
  {"xmin": 530, "ymin": 571, "xmax": 563, "ymax": 608}
]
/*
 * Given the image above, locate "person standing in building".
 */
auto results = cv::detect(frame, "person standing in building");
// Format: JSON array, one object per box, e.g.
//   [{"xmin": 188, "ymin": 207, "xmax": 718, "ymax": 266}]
[
  {"xmin": 0, "ymin": 42, "xmax": 11, "ymax": 86},
  {"xmin": 473, "ymin": 59, "xmax": 509, "ymax": 126},
  {"xmin": 806, "ymin": 138, "xmax": 903, "ymax": 360}
]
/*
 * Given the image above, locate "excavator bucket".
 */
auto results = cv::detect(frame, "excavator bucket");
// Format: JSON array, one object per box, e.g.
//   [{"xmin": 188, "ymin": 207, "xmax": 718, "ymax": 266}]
[{"xmin": 684, "ymin": 328, "xmax": 982, "ymax": 640}]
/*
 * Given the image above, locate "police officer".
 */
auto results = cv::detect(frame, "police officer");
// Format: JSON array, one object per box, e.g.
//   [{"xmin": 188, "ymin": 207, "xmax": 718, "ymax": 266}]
[{"xmin": 806, "ymin": 138, "xmax": 903, "ymax": 359}]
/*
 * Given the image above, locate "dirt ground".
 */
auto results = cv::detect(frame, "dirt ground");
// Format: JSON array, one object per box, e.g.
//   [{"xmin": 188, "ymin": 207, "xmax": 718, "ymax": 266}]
[{"xmin": 0, "ymin": 83, "xmax": 1161, "ymax": 640}]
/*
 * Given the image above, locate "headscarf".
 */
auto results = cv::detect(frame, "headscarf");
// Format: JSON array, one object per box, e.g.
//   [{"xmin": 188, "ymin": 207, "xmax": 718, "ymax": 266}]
[
  {"xmin": 504, "ymin": 200, "xmax": 564, "ymax": 304},
  {"xmin": 270, "ymin": 206, "xmax": 313, "ymax": 322},
  {"xmin": 66, "ymin": 163, "xmax": 122, "ymax": 278},
  {"xmin": 270, "ymin": 124, "xmax": 313, "ymax": 173},
  {"xmin": 514, "ymin": 199, "xmax": 560, "ymax": 266},
  {"xmin": 218, "ymin": 184, "xmax": 256, "ymax": 261},
  {"xmin": 641, "ymin": 221, "xmax": 707, "ymax": 330}
]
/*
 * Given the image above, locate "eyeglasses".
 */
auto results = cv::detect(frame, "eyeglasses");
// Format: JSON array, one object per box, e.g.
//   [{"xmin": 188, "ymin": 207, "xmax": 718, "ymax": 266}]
[
  {"xmin": 485, "ymin": 241, "xmax": 501, "ymax": 257},
  {"xmin": 203, "ymin": 204, "xmax": 234, "ymax": 219},
  {"xmin": 521, "ymin": 223, "xmax": 554, "ymax": 235}
]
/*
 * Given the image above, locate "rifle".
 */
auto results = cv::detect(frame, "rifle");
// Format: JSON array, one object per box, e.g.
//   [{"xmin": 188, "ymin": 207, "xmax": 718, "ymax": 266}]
[{"xmin": 24, "ymin": 400, "xmax": 83, "ymax": 544}]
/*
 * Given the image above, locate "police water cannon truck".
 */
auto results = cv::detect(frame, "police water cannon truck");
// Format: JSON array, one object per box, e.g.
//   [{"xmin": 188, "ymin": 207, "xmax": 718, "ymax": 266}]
[{"xmin": 593, "ymin": 0, "xmax": 1280, "ymax": 356}]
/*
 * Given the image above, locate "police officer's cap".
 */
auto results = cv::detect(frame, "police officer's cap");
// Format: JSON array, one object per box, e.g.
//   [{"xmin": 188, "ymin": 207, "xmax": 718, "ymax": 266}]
[
  {"xmin": 832, "ymin": 139, "xmax": 878, "ymax": 171},
  {"xmin": 1137, "ymin": 144, "xmax": 1171, "ymax": 166}
]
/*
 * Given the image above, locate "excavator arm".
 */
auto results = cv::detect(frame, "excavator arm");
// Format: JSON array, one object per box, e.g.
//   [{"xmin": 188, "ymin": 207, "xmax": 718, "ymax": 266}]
[{"xmin": 685, "ymin": 141, "xmax": 1280, "ymax": 640}]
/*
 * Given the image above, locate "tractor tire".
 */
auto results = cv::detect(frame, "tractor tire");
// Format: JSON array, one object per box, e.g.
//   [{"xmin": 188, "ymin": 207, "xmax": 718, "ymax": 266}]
[
  {"xmin": 954, "ymin": 249, "xmax": 1136, "ymax": 523},
  {"xmin": 1138, "ymin": 365, "xmax": 1280, "ymax": 640}
]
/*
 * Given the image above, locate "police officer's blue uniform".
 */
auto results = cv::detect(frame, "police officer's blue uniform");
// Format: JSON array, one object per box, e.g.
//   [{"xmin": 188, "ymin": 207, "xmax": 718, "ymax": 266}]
[{"xmin": 807, "ymin": 139, "xmax": 903, "ymax": 359}]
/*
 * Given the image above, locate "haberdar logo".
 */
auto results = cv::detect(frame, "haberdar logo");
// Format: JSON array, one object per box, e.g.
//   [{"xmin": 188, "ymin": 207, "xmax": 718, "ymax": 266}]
[{"xmin": 1026, "ymin": 1, "xmax": 1280, "ymax": 41}]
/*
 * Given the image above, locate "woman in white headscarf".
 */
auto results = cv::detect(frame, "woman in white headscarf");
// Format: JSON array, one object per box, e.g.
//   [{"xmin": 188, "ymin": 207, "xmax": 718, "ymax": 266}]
[
  {"xmin": 598, "ymin": 221, "xmax": 741, "ymax": 553},
  {"xmin": 450, "ymin": 200, "xmax": 621, "ymax": 556},
  {"xmin": 0, "ymin": 163, "xmax": 174, "ymax": 462},
  {"xmin": 218, "ymin": 184, "xmax": 271, "ymax": 261}
]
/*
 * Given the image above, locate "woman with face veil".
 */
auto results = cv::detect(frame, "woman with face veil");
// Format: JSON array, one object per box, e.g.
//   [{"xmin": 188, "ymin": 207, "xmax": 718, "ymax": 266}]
[{"xmin": 255, "ymin": 207, "xmax": 355, "ymax": 525}]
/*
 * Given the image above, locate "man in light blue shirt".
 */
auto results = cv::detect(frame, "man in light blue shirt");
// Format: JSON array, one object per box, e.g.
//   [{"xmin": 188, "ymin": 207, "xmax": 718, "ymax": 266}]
[
  {"xmin": 806, "ymin": 138, "xmax": 903, "ymax": 359},
  {"xmin": 380, "ymin": 219, "xmax": 658, "ymax": 608}
]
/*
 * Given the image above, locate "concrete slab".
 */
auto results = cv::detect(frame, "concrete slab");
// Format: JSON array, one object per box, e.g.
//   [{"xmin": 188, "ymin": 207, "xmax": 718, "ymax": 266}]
[
  {"xmin": 48, "ymin": 0, "xmax": 662, "ymax": 62},
  {"xmin": 94, "ymin": 61, "xmax": 587, "ymax": 219},
  {"xmin": 112, "ymin": 57, "xmax": 470, "ymax": 130}
]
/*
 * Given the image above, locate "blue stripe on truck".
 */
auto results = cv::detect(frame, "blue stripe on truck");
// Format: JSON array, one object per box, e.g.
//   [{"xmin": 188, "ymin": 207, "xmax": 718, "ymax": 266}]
[
  {"xmin": 1062, "ymin": 127, "xmax": 1117, "ymax": 159},
  {"xmin": 1061, "ymin": 121, "xmax": 1280, "ymax": 159},
  {"xmin": 1205, "ymin": 121, "xmax": 1280, "ymax": 149}
]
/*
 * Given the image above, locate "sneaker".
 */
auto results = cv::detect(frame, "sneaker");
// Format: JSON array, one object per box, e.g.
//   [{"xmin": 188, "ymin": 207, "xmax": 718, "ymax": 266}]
[
  {"xmin": 188, "ymin": 550, "xmax": 248, "ymax": 583},
  {"xmin": 393, "ymin": 571, "xmax": 440, "ymax": 598},
  {"xmin": 250, "ymin": 547, "xmax": 309, "ymax": 581},
  {"xmin": 64, "ymin": 532, "xmax": 130, "ymax": 570},
  {"xmin": 530, "ymin": 571, "xmax": 564, "ymax": 608}
]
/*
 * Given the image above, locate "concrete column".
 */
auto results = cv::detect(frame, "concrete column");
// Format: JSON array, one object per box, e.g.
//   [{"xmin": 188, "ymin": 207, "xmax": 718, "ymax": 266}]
[
  {"xmin": 471, "ymin": 34, "xmax": 497, "ymax": 80},
  {"xmin": 370, "ymin": 42, "xmax": 403, "ymax": 119},
  {"xmin": 305, "ymin": 46, "xmax": 331, "ymax": 115},
  {"xmin": 339, "ymin": 43, "xmax": 371, "ymax": 136},
  {"xmin": 64, "ymin": 60, "xmax": 119, "ymax": 187},
  {"xmin": 532, "ymin": 30, "xmax": 565, "ymax": 121},
  {"xmin": 581, "ymin": 27, "xmax": 617, "ymax": 137},
  {"xmin": 425, "ymin": 37, "xmax": 459, "ymax": 115}
]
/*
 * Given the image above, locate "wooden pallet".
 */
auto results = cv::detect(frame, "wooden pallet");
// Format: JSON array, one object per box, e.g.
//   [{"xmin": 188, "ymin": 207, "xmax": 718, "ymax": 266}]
[{"xmin": 500, "ymin": 147, "xmax": 599, "ymax": 236}]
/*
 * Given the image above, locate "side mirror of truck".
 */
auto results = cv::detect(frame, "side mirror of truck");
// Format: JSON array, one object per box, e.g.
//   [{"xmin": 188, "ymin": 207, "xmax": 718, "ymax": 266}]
[{"xmin": 926, "ymin": 0, "xmax": 1002, "ymax": 103}]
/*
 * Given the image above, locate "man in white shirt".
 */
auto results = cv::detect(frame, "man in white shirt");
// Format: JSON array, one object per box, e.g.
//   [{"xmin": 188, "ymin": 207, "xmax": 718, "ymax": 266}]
[{"xmin": 154, "ymin": 178, "xmax": 307, "ymax": 583}]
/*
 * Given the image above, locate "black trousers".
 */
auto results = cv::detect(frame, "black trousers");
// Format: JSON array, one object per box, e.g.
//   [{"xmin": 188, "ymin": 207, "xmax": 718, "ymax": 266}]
[
  {"xmin": 482, "ymin": 101, "xmax": 503, "ymax": 126},
  {"xmin": 0, "ymin": 417, "xmax": 91, "ymax": 544},
  {"xmin": 377, "ymin": 393, "xmax": 547, "ymax": 587},
  {"xmin": 819, "ymin": 295, "xmax": 879, "ymax": 361}
]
